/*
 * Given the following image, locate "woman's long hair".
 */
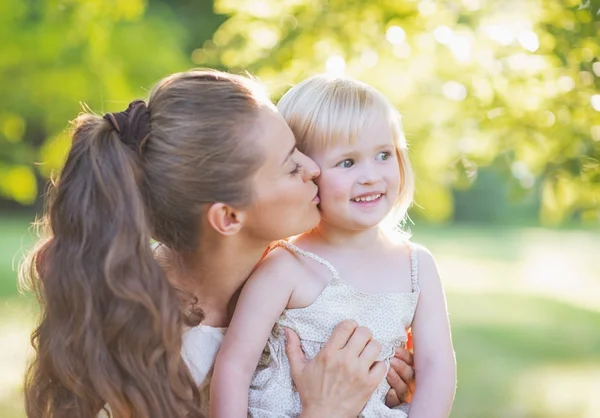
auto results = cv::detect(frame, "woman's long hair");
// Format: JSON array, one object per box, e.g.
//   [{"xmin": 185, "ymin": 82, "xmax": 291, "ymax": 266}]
[{"xmin": 20, "ymin": 70, "xmax": 271, "ymax": 417}]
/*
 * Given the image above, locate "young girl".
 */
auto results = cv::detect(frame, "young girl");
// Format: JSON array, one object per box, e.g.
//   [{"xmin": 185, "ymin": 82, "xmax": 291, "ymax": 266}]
[{"xmin": 211, "ymin": 75, "xmax": 456, "ymax": 417}]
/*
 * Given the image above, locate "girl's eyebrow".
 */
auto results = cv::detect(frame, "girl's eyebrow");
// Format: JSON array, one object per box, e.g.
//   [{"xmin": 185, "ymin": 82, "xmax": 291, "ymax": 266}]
[
  {"xmin": 375, "ymin": 144, "xmax": 396, "ymax": 150},
  {"xmin": 330, "ymin": 150, "xmax": 357, "ymax": 160}
]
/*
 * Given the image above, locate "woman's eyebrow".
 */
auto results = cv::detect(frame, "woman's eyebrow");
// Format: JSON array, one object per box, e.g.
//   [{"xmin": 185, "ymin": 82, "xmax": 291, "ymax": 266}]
[{"xmin": 281, "ymin": 145, "xmax": 296, "ymax": 166}]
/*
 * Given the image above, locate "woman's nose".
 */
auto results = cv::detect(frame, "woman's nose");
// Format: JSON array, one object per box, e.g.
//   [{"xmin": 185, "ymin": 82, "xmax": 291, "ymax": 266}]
[{"xmin": 299, "ymin": 152, "xmax": 320, "ymax": 181}]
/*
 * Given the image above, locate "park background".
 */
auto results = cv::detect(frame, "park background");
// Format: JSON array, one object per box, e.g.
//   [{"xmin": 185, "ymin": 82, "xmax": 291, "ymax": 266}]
[{"xmin": 1, "ymin": 0, "xmax": 599, "ymax": 417}]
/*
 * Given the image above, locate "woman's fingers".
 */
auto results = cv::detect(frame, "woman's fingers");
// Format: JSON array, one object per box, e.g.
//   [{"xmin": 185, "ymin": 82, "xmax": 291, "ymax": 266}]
[
  {"xmin": 390, "ymin": 357, "xmax": 415, "ymax": 386},
  {"xmin": 388, "ymin": 356, "xmax": 415, "ymax": 403},
  {"xmin": 322, "ymin": 319, "xmax": 359, "ymax": 351},
  {"xmin": 292, "ymin": 321, "xmax": 386, "ymax": 417},
  {"xmin": 385, "ymin": 347, "xmax": 416, "ymax": 407},
  {"xmin": 294, "ymin": 320, "xmax": 414, "ymax": 415},
  {"xmin": 344, "ymin": 326, "xmax": 374, "ymax": 357},
  {"xmin": 387, "ymin": 364, "xmax": 408, "ymax": 393},
  {"xmin": 359, "ymin": 338, "xmax": 382, "ymax": 369},
  {"xmin": 394, "ymin": 346, "xmax": 414, "ymax": 366},
  {"xmin": 385, "ymin": 387, "xmax": 401, "ymax": 408},
  {"xmin": 368, "ymin": 360, "xmax": 387, "ymax": 384},
  {"xmin": 285, "ymin": 328, "xmax": 308, "ymax": 378}
]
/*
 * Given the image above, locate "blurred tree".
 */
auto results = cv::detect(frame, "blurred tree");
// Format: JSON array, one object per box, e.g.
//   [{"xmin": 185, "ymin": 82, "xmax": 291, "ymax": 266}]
[
  {"xmin": 1, "ymin": 0, "xmax": 598, "ymax": 225},
  {"xmin": 0, "ymin": 0, "xmax": 191, "ymax": 206},
  {"xmin": 196, "ymin": 0, "xmax": 600, "ymax": 224}
]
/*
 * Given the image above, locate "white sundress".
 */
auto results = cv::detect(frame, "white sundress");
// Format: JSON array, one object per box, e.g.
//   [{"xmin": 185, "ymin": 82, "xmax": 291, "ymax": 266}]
[{"xmin": 248, "ymin": 240, "xmax": 420, "ymax": 417}]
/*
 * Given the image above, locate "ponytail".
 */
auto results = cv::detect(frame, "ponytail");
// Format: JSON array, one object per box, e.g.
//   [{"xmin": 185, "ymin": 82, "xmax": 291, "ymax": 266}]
[{"xmin": 21, "ymin": 111, "xmax": 202, "ymax": 417}]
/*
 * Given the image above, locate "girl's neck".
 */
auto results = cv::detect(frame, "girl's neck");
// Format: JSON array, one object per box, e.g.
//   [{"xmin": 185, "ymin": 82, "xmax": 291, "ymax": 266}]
[
  {"xmin": 165, "ymin": 235, "xmax": 269, "ymax": 328},
  {"xmin": 310, "ymin": 221, "xmax": 386, "ymax": 252}
]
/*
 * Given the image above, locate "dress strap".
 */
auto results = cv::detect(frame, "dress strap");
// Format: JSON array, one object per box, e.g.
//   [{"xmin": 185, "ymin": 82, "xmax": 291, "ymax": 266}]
[
  {"xmin": 407, "ymin": 241, "xmax": 420, "ymax": 292},
  {"xmin": 273, "ymin": 240, "xmax": 341, "ymax": 283}
]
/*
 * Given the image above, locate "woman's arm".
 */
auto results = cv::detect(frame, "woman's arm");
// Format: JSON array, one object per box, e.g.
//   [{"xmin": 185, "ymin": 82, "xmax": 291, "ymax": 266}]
[
  {"xmin": 407, "ymin": 246, "xmax": 456, "ymax": 418},
  {"xmin": 210, "ymin": 250, "xmax": 298, "ymax": 417}
]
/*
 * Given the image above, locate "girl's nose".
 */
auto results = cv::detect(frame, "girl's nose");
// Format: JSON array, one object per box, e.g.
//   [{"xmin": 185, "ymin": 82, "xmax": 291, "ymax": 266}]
[{"xmin": 358, "ymin": 161, "xmax": 382, "ymax": 185}]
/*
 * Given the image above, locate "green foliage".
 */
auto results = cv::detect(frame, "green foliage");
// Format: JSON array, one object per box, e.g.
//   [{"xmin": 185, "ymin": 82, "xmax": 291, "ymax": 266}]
[
  {"xmin": 1, "ymin": 0, "xmax": 599, "ymax": 224},
  {"xmin": 0, "ymin": 0, "xmax": 189, "ymax": 203},
  {"xmin": 197, "ymin": 0, "xmax": 600, "ymax": 224}
]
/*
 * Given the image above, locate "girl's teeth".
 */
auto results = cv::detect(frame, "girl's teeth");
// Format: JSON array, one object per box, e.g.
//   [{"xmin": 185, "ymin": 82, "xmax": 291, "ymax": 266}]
[{"xmin": 352, "ymin": 194, "xmax": 381, "ymax": 202}]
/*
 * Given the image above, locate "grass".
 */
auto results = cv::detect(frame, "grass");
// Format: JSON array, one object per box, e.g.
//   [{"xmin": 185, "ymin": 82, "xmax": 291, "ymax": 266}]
[
  {"xmin": 0, "ymin": 215, "xmax": 37, "ymax": 299},
  {"xmin": 412, "ymin": 225, "xmax": 600, "ymax": 418},
  {"xmin": 447, "ymin": 294, "xmax": 600, "ymax": 417},
  {"xmin": 1, "ymin": 216, "xmax": 599, "ymax": 417}
]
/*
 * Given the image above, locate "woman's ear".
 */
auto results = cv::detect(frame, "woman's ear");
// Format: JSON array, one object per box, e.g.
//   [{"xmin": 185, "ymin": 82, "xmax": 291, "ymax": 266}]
[{"xmin": 206, "ymin": 203, "xmax": 246, "ymax": 236}]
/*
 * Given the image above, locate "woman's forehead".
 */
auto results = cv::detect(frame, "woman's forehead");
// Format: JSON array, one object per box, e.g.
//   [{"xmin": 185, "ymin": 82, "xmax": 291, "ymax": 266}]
[{"xmin": 253, "ymin": 109, "xmax": 296, "ymax": 169}]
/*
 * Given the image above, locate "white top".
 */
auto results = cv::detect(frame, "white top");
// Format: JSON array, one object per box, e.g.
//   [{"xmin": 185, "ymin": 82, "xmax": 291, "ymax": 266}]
[
  {"xmin": 247, "ymin": 240, "xmax": 419, "ymax": 417},
  {"xmin": 182, "ymin": 324, "xmax": 227, "ymax": 416},
  {"xmin": 181, "ymin": 241, "xmax": 418, "ymax": 418}
]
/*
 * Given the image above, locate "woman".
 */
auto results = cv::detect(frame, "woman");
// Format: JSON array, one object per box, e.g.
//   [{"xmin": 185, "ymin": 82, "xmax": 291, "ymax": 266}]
[{"xmin": 22, "ymin": 69, "xmax": 415, "ymax": 417}]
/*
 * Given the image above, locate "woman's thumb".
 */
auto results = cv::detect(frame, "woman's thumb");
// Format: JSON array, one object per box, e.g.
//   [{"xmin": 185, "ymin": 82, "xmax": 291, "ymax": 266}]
[{"xmin": 285, "ymin": 328, "xmax": 307, "ymax": 376}]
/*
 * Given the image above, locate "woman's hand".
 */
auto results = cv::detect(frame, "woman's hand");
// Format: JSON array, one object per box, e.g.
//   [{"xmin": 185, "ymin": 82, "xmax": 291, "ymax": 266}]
[
  {"xmin": 385, "ymin": 346, "xmax": 416, "ymax": 407},
  {"xmin": 286, "ymin": 320, "xmax": 386, "ymax": 418}
]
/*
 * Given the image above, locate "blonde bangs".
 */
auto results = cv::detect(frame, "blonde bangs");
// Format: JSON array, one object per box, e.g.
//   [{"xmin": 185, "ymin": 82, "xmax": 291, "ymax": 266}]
[
  {"xmin": 279, "ymin": 76, "xmax": 387, "ymax": 154},
  {"xmin": 278, "ymin": 75, "xmax": 415, "ymax": 233}
]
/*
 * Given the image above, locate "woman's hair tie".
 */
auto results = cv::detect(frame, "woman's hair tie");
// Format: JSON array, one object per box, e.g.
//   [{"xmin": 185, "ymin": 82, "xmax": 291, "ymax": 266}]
[{"xmin": 103, "ymin": 99, "xmax": 151, "ymax": 153}]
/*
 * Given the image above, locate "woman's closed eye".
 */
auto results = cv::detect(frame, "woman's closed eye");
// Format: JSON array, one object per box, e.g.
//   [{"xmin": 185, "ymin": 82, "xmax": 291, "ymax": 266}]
[
  {"xmin": 336, "ymin": 159, "xmax": 354, "ymax": 168},
  {"xmin": 290, "ymin": 161, "xmax": 302, "ymax": 175}
]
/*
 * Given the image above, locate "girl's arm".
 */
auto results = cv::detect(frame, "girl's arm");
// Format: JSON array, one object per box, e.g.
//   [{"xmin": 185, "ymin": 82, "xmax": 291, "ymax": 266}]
[
  {"xmin": 408, "ymin": 246, "xmax": 456, "ymax": 418},
  {"xmin": 211, "ymin": 247, "xmax": 388, "ymax": 418},
  {"xmin": 210, "ymin": 249, "xmax": 299, "ymax": 417}
]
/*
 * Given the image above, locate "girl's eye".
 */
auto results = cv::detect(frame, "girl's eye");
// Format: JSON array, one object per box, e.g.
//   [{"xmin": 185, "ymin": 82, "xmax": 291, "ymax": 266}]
[
  {"xmin": 376, "ymin": 151, "xmax": 393, "ymax": 161},
  {"xmin": 290, "ymin": 162, "xmax": 302, "ymax": 175},
  {"xmin": 336, "ymin": 159, "xmax": 354, "ymax": 168}
]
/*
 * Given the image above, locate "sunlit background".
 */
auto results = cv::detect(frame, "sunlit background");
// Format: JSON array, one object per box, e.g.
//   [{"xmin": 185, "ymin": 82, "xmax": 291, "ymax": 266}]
[{"xmin": 1, "ymin": 0, "xmax": 599, "ymax": 417}]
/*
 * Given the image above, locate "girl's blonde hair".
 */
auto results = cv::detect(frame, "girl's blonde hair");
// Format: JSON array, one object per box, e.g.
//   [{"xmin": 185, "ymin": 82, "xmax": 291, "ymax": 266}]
[{"xmin": 277, "ymin": 75, "xmax": 414, "ymax": 234}]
